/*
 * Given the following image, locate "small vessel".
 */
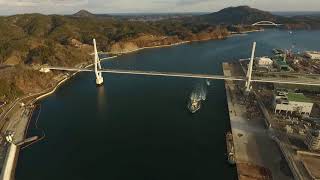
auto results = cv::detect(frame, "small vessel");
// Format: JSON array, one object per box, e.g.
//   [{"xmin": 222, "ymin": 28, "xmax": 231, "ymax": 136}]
[
  {"xmin": 226, "ymin": 132, "xmax": 236, "ymax": 165},
  {"xmin": 206, "ymin": 79, "xmax": 211, "ymax": 86},
  {"xmin": 188, "ymin": 99, "xmax": 201, "ymax": 113}
]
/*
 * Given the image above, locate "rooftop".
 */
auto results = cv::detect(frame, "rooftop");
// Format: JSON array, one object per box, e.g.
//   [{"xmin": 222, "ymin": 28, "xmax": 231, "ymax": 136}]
[
  {"xmin": 257, "ymin": 57, "xmax": 273, "ymax": 62},
  {"xmin": 287, "ymin": 93, "xmax": 312, "ymax": 103},
  {"xmin": 305, "ymin": 51, "xmax": 320, "ymax": 55}
]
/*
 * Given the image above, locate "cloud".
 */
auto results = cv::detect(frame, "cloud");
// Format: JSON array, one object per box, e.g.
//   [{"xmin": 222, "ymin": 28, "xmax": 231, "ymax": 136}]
[
  {"xmin": 0, "ymin": 0, "xmax": 88, "ymax": 7},
  {"xmin": 175, "ymin": 0, "xmax": 211, "ymax": 6},
  {"xmin": 50, "ymin": 0, "xmax": 88, "ymax": 6},
  {"xmin": 0, "ymin": 0, "xmax": 41, "ymax": 7}
]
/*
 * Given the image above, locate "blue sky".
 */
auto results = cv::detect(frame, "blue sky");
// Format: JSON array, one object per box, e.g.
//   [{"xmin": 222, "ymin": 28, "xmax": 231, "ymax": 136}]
[{"xmin": 0, "ymin": 0, "xmax": 319, "ymax": 15}]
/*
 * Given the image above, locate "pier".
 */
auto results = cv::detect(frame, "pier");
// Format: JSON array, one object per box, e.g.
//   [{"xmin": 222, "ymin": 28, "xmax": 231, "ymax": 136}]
[{"xmin": 223, "ymin": 62, "xmax": 291, "ymax": 180}]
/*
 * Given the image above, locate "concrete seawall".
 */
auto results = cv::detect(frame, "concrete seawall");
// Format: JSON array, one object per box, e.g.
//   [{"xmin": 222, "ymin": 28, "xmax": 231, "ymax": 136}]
[{"xmin": 0, "ymin": 144, "xmax": 18, "ymax": 180}]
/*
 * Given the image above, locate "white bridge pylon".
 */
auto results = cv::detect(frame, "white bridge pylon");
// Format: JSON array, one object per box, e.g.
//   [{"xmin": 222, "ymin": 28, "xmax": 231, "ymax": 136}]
[
  {"xmin": 93, "ymin": 39, "xmax": 104, "ymax": 85},
  {"xmin": 245, "ymin": 42, "xmax": 256, "ymax": 92}
]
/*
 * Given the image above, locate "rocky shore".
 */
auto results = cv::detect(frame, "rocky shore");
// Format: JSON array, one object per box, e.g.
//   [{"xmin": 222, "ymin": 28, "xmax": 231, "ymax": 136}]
[{"xmin": 108, "ymin": 31, "xmax": 229, "ymax": 55}]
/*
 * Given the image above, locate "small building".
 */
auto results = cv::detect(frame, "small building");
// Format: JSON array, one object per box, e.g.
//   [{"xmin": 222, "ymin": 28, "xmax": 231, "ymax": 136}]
[
  {"xmin": 285, "ymin": 125, "xmax": 294, "ymax": 134},
  {"xmin": 305, "ymin": 130, "xmax": 320, "ymax": 151},
  {"xmin": 305, "ymin": 51, "xmax": 320, "ymax": 60},
  {"xmin": 39, "ymin": 67, "xmax": 51, "ymax": 73},
  {"xmin": 0, "ymin": 101, "xmax": 6, "ymax": 108},
  {"xmin": 274, "ymin": 90, "xmax": 314, "ymax": 116}
]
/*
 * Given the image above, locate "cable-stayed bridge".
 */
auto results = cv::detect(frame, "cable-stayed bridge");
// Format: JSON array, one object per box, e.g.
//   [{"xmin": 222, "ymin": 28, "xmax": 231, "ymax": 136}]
[
  {"xmin": 43, "ymin": 39, "xmax": 320, "ymax": 91},
  {"xmin": 46, "ymin": 66, "xmax": 320, "ymax": 87}
]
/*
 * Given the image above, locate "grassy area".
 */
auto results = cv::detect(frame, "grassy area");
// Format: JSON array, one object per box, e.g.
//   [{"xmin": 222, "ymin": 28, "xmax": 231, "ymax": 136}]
[
  {"xmin": 287, "ymin": 92, "xmax": 312, "ymax": 103},
  {"xmin": 275, "ymin": 84, "xmax": 320, "ymax": 93}
]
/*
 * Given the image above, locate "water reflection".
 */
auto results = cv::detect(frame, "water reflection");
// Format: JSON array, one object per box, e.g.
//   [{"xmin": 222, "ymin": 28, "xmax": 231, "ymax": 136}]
[{"xmin": 97, "ymin": 85, "xmax": 106, "ymax": 114}]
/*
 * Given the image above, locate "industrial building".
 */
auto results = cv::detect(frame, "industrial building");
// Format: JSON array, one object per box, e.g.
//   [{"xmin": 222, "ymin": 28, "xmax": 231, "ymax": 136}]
[
  {"xmin": 254, "ymin": 57, "xmax": 274, "ymax": 72},
  {"xmin": 304, "ymin": 51, "xmax": 320, "ymax": 60},
  {"xmin": 273, "ymin": 90, "xmax": 314, "ymax": 115},
  {"xmin": 256, "ymin": 57, "xmax": 273, "ymax": 67},
  {"xmin": 304, "ymin": 130, "xmax": 320, "ymax": 151},
  {"xmin": 273, "ymin": 56, "xmax": 291, "ymax": 71}
]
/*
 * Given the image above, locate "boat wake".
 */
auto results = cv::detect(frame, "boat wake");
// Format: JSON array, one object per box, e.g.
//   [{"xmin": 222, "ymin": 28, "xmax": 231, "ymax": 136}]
[{"xmin": 187, "ymin": 81, "xmax": 208, "ymax": 113}]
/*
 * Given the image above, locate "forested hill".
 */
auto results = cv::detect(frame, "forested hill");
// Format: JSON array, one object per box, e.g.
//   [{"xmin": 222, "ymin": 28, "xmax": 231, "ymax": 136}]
[
  {"xmin": 0, "ymin": 12, "xmax": 229, "ymax": 66},
  {"xmin": 0, "ymin": 10, "xmax": 230, "ymax": 100}
]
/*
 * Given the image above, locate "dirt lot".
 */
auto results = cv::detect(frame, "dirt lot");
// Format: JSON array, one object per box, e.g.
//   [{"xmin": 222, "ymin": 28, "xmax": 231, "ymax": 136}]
[{"xmin": 238, "ymin": 163, "xmax": 272, "ymax": 180}]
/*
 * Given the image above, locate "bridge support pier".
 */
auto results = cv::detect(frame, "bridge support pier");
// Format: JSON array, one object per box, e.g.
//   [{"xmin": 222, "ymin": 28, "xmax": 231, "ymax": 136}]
[
  {"xmin": 93, "ymin": 39, "xmax": 104, "ymax": 86},
  {"xmin": 245, "ymin": 42, "xmax": 256, "ymax": 93}
]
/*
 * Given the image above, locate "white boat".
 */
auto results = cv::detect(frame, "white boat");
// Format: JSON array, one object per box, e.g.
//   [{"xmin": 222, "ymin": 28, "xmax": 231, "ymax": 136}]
[{"xmin": 206, "ymin": 79, "xmax": 211, "ymax": 86}]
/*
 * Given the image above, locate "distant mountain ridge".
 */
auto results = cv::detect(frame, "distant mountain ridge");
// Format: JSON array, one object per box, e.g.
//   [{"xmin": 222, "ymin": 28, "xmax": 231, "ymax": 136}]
[
  {"xmin": 72, "ymin": 9, "xmax": 112, "ymax": 18},
  {"xmin": 73, "ymin": 10, "xmax": 95, "ymax": 17}
]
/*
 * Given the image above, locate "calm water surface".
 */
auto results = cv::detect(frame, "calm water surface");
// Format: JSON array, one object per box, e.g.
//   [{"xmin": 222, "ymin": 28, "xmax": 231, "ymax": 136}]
[{"xmin": 16, "ymin": 30, "xmax": 320, "ymax": 180}]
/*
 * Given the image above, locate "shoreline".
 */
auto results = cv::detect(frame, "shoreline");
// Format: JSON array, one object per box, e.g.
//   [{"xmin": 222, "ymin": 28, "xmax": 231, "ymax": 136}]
[
  {"xmin": 107, "ymin": 40, "xmax": 191, "ymax": 55},
  {"xmin": 107, "ymin": 29, "xmax": 265, "ymax": 56}
]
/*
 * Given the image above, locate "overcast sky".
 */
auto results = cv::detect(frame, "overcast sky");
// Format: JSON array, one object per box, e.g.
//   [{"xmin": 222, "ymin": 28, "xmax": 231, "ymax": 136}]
[{"xmin": 0, "ymin": 0, "xmax": 319, "ymax": 15}]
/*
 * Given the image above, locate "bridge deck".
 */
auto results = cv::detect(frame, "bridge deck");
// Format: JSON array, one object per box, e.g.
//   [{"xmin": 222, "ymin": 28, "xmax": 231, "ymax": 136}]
[
  {"xmin": 46, "ymin": 67, "xmax": 320, "ymax": 86},
  {"xmin": 47, "ymin": 67, "xmax": 246, "ymax": 81}
]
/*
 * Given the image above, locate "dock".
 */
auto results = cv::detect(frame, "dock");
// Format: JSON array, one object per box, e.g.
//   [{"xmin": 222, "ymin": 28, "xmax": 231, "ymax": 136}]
[{"xmin": 223, "ymin": 62, "xmax": 292, "ymax": 180}]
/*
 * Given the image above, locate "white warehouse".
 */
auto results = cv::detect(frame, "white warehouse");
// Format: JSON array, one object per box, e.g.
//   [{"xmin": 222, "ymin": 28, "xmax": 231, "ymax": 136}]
[
  {"xmin": 274, "ymin": 90, "xmax": 314, "ymax": 115},
  {"xmin": 255, "ymin": 57, "xmax": 273, "ymax": 67}
]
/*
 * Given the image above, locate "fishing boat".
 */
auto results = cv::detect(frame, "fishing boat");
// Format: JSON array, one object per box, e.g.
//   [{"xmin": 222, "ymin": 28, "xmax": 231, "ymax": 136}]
[
  {"xmin": 226, "ymin": 132, "xmax": 236, "ymax": 165},
  {"xmin": 187, "ymin": 99, "xmax": 201, "ymax": 113}
]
